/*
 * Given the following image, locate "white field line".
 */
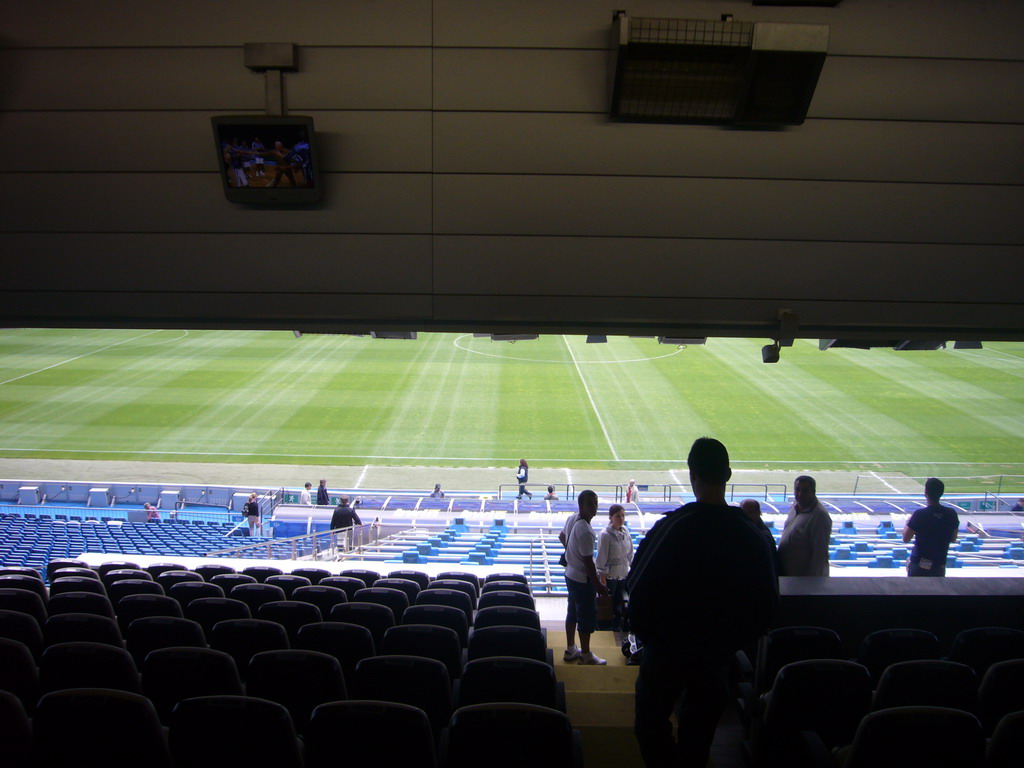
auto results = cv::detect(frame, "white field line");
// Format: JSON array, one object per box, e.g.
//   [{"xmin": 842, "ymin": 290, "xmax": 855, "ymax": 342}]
[
  {"xmin": 354, "ymin": 465, "xmax": 370, "ymax": 488},
  {"xmin": 562, "ymin": 335, "xmax": 619, "ymax": 462},
  {"xmin": 0, "ymin": 445, "xmax": 1022, "ymax": 467},
  {"xmin": 0, "ymin": 329, "xmax": 162, "ymax": 387},
  {"xmin": 869, "ymin": 471, "xmax": 902, "ymax": 493}
]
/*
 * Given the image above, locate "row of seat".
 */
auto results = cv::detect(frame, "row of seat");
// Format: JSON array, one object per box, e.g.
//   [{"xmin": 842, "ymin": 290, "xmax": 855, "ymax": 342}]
[
  {"xmin": 0, "ymin": 687, "xmax": 582, "ymax": 768},
  {"xmin": 736, "ymin": 625, "xmax": 1024, "ymax": 766}
]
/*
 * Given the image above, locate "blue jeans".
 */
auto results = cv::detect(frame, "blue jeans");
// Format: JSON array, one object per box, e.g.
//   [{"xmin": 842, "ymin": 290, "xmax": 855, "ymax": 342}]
[{"xmin": 564, "ymin": 575, "xmax": 597, "ymax": 635}]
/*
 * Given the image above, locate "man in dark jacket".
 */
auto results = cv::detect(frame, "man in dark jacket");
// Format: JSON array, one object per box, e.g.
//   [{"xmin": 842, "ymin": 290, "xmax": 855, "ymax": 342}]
[
  {"xmin": 316, "ymin": 479, "xmax": 330, "ymax": 506},
  {"xmin": 330, "ymin": 496, "xmax": 361, "ymax": 530},
  {"xmin": 627, "ymin": 437, "xmax": 779, "ymax": 767}
]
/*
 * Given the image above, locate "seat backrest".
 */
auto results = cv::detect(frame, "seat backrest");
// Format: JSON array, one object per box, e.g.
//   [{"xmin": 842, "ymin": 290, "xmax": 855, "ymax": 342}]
[
  {"xmin": 0, "ymin": 587, "xmax": 48, "ymax": 626},
  {"xmin": 305, "ymin": 699, "xmax": 437, "ymax": 768},
  {"xmin": 388, "ymin": 570, "xmax": 432, "ymax": 590},
  {"xmin": 229, "ymin": 582, "xmax": 287, "ymax": 614},
  {"xmin": 442, "ymin": 703, "xmax": 579, "ymax": 768},
  {"xmin": 374, "ymin": 577, "xmax": 422, "ymax": 603},
  {"xmin": 467, "ymin": 625, "xmax": 550, "ymax": 665},
  {"xmin": 0, "ymin": 574, "xmax": 49, "ymax": 602},
  {"xmin": 755, "ymin": 625, "xmax": 843, "ymax": 693},
  {"xmin": 382, "ymin": 623, "xmax": 463, "ymax": 680},
  {"xmin": 319, "ymin": 576, "xmax": 367, "ymax": 601},
  {"xmin": 289, "ymin": 567, "xmax": 331, "ymax": 585},
  {"xmin": 257, "ymin": 600, "xmax": 323, "ymax": 643},
  {"xmin": 872, "ymin": 659, "xmax": 977, "ymax": 712},
  {"xmin": 108, "ymin": 578, "xmax": 165, "ymax": 606},
  {"xmin": 987, "ymin": 710, "xmax": 1024, "ymax": 768},
  {"xmin": 192, "ymin": 563, "xmax": 237, "ymax": 582},
  {"xmin": 145, "ymin": 563, "xmax": 186, "ymax": 579},
  {"xmin": 183, "ymin": 597, "xmax": 251, "ymax": 636},
  {"xmin": 168, "ymin": 695, "xmax": 302, "ymax": 768},
  {"xmin": 167, "ymin": 580, "xmax": 225, "ymax": 610},
  {"xmin": 50, "ymin": 575, "xmax": 108, "ymax": 597},
  {"xmin": 115, "ymin": 593, "xmax": 183, "ymax": 634},
  {"xmin": 246, "ymin": 649, "xmax": 346, "ymax": 734},
  {"xmin": 47, "ymin": 590, "xmax": 116, "ymax": 620},
  {"xmin": 844, "ymin": 706, "xmax": 984, "ymax": 768},
  {"xmin": 481, "ymin": 580, "xmax": 532, "ymax": 596},
  {"xmin": 0, "ymin": 637, "xmax": 39, "ymax": 713},
  {"xmin": 0, "ymin": 689, "xmax": 32, "ymax": 768},
  {"xmin": 125, "ymin": 616, "xmax": 207, "ymax": 665},
  {"xmin": 477, "ymin": 590, "xmax": 536, "ymax": 611},
  {"xmin": 295, "ymin": 621, "xmax": 375, "ymax": 690},
  {"xmin": 102, "ymin": 568, "xmax": 155, "ymax": 590},
  {"xmin": 329, "ymin": 602, "xmax": 395, "ymax": 652},
  {"xmin": 340, "ymin": 569, "xmax": 379, "ymax": 589},
  {"xmin": 290, "ymin": 585, "xmax": 349, "ymax": 616},
  {"xmin": 473, "ymin": 605, "xmax": 541, "ymax": 632},
  {"xmin": 403, "ymin": 604, "xmax": 470, "ymax": 647},
  {"xmin": 39, "ymin": 640, "xmax": 142, "ymax": 695},
  {"xmin": 978, "ymin": 658, "xmax": 1024, "ymax": 736},
  {"xmin": 35, "ymin": 688, "xmax": 172, "ymax": 768},
  {"xmin": 209, "ymin": 573, "xmax": 258, "ymax": 592},
  {"xmin": 240, "ymin": 565, "xmax": 285, "ymax": 583},
  {"xmin": 209, "ymin": 618, "xmax": 290, "ymax": 679},
  {"xmin": 948, "ymin": 627, "xmax": 1024, "ymax": 678},
  {"xmin": 353, "ymin": 654, "xmax": 453, "ymax": 737},
  {"xmin": 155, "ymin": 569, "xmax": 204, "ymax": 591},
  {"xmin": 430, "ymin": 579, "xmax": 478, "ymax": 603},
  {"xmin": 0, "ymin": 608, "xmax": 44, "ymax": 662},
  {"xmin": 142, "ymin": 646, "xmax": 243, "ymax": 723},
  {"xmin": 856, "ymin": 628, "xmax": 940, "ymax": 683},
  {"xmin": 416, "ymin": 588, "xmax": 474, "ymax": 626},
  {"xmin": 354, "ymin": 587, "xmax": 410, "ymax": 622},
  {"xmin": 265, "ymin": 574, "xmax": 313, "ymax": 598},
  {"xmin": 458, "ymin": 656, "xmax": 561, "ymax": 711},
  {"xmin": 484, "ymin": 572, "xmax": 529, "ymax": 587},
  {"xmin": 44, "ymin": 611, "xmax": 123, "ymax": 649}
]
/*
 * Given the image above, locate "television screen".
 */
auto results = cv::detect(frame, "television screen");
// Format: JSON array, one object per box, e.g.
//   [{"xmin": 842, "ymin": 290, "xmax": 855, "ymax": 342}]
[{"xmin": 212, "ymin": 115, "xmax": 323, "ymax": 204}]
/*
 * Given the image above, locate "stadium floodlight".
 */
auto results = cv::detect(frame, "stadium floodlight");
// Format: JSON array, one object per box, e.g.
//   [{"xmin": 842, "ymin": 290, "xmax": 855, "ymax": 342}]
[
  {"xmin": 370, "ymin": 332, "xmax": 417, "ymax": 340},
  {"xmin": 761, "ymin": 341, "xmax": 781, "ymax": 364},
  {"xmin": 586, "ymin": 335, "xmax": 608, "ymax": 343}
]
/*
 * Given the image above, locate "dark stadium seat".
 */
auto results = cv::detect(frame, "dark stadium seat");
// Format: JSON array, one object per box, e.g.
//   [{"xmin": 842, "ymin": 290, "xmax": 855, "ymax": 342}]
[
  {"xmin": 466, "ymin": 625, "xmax": 553, "ymax": 667},
  {"xmin": 154, "ymin": 569, "xmax": 204, "ymax": 592},
  {"xmin": 39, "ymin": 640, "xmax": 142, "ymax": 695},
  {"xmin": 210, "ymin": 572, "xmax": 258, "ymax": 592},
  {"xmin": 34, "ymin": 688, "xmax": 172, "ymax": 768},
  {"xmin": 257, "ymin": 600, "xmax": 323, "ymax": 644},
  {"xmin": 306, "ymin": 700, "xmax": 438, "ymax": 768},
  {"xmin": 101, "ymin": 568, "xmax": 154, "ymax": 590},
  {"xmin": 192, "ymin": 563, "xmax": 236, "ymax": 581},
  {"xmin": 241, "ymin": 565, "xmax": 285, "ymax": 583},
  {"xmin": 229, "ymin": 582, "xmax": 287, "ymax": 615},
  {"xmin": 353, "ymin": 654, "xmax": 453, "ymax": 739},
  {"xmin": 872, "ymin": 659, "xmax": 977, "ymax": 712},
  {"xmin": 456, "ymin": 656, "xmax": 566, "ymax": 712},
  {"xmin": 45, "ymin": 560, "xmax": 88, "ymax": 582},
  {"xmin": 50, "ymin": 575, "xmax": 108, "ymax": 597},
  {"xmin": 94, "ymin": 561, "xmax": 142, "ymax": 578},
  {"xmin": 0, "ymin": 588, "xmax": 48, "ymax": 626},
  {"xmin": 0, "ymin": 608, "xmax": 44, "ymax": 661},
  {"xmin": 481, "ymin": 579, "xmax": 532, "ymax": 596},
  {"xmin": 295, "ymin": 621, "xmax": 375, "ymax": 691},
  {"xmin": 115, "ymin": 593, "xmax": 183, "ymax": 634},
  {"xmin": 382, "ymin": 623, "xmax": 463, "ymax": 680},
  {"xmin": 209, "ymin": 618, "xmax": 289, "ymax": 680},
  {"xmin": 0, "ymin": 689, "xmax": 32, "ymax": 768},
  {"xmin": 265, "ymin": 574, "xmax": 312, "ymax": 598},
  {"xmin": 329, "ymin": 602, "xmax": 395, "ymax": 653},
  {"xmin": 142, "ymin": 646, "xmax": 244, "ymax": 724},
  {"xmin": 436, "ymin": 571, "xmax": 481, "ymax": 594},
  {"xmin": 0, "ymin": 574, "xmax": 49, "ymax": 603},
  {"xmin": 988, "ymin": 710, "xmax": 1024, "ymax": 768},
  {"xmin": 477, "ymin": 590, "xmax": 536, "ymax": 612},
  {"xmin": 416, "ymin": 587, "xmax": 474, "ymax": 627},
  {"xmin": 388, "ymin": 569, "xmax": 432, "ymax": 590},
  {"xmin": 125, "ymin": 616, "xmax": 207, "ymax": 666},
  {"xmin": 947, "ymin": 626, "xmax": 1024, "ymax": 678},
  {"xmin": 108, "ymin": 578, "xmax": 164, "ymax": 605},
  {"xmin": 484, "ymin": 572, "xmax": 529, "ymax": 587},
  {"xmin": 855, "ymin": 628, "xmax": 941, "ymax": 684},
  {"xmin": 319, "ymin": 575, "xmax": 367, "ymax": 601},
  {"xmin": 47, "ymin": 591, "xmax": 116, "ymax": 620},
  {"xmin": 144, "ymin": 562, "xmax": 187, "ymax": 579},
  {"xmin": 246, "ymin": 649, "xmax": 347, "ymax": 734},
  {"xmin": 290, "ymin": 567, "xmax": 331, "ymax": 585},
  {"xmin": 374, "ymin": 577, "xmax": 422, "ymax": 603},
  {"xmin": 430, "ymin": 578, "xmax": 479, "ymax": 603},
  {"xmin": 340, "ymin": 568, "xmax": 380, "ymax": 589},
  {"xmin": 472, "ymin": 605, "xmax": 542, "ymax": 635},
  {"xmin": 978, "ymin": 659, "xmax": 1024, "ymax": 736},
  {"xmin": 44, "ymin": 612, "xmax": 123, "ymax": 648},
  {"xmin": 754, "ymin": 625, "xmax": 844, "ymax": 694},
  {"xmin": 290, "ymin": 585, "xmax": 348, "ymax": 616},
  {"xmin": 0, "ymin": 637, "xmax": 39, "ymax": 713},
  {"xmin": 167, "ymin": 580, "xmax": 225, "ymax": 610},
  {"xmin": 183, "ymin": 596, "xmax": 251, "ymax": 636},
  {"xmin": 354, "ymin": 586, "xmax": 410, "ymax": 622},
  {"xmin": 168, "ymin": 695, "xmax": 302, "ymax": 768},
  {"xmin": 441, "ymin": 703, "xmax": 582, "ymax": 768},
  {"xmin": 403, "ymin": 603, "xmax": 470, "ymax": 648}
]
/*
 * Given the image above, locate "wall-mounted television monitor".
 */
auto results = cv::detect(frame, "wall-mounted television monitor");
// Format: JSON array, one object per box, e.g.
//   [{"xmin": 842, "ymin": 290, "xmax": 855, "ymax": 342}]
[{"xmin": 212, "ymin": 115, "xmax": 323, "ymax": 204}]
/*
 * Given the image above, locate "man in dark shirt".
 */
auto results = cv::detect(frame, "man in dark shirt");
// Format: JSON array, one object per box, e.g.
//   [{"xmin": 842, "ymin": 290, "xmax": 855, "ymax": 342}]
[
  {"xmin": 903, "ymin": 477, "xmax": 960, "ymax": 576},
  {"xmin": 627, "ymin": 438, "xmax": 779, "ymax": 767},
  {"xmin": 330, "ymin": 496, "xmax": 362, "ymax": 531}
]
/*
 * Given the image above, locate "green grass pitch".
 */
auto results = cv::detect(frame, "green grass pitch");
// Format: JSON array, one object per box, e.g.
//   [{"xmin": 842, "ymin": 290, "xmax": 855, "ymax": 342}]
[{"xmin": 0, "ymin": 329, "xmax": 1020, "ymax": 484}]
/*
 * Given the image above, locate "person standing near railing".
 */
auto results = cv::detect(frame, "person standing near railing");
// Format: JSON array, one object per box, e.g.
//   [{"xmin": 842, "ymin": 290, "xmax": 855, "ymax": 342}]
[
  {"xmin": 331, "ymin": 496, "xmax": 362, "ymax": 552},
  {"xmin": 516, "ymin": 458, "xmax": 532, "ymax": 500},
  {"xmin": 244, "ymin": 492, "xmax": 261, "ymax": 537}
]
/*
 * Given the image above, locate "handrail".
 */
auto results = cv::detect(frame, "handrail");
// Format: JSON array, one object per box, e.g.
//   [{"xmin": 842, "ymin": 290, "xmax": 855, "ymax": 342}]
[{"xmin": 205, "ymin": 522, "xmax": 375, "ymax": 561}]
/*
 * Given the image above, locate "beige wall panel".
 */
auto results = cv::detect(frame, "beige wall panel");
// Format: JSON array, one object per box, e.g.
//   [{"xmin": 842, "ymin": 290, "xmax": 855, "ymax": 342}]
[
  {"xmin": 433, "ymin": 48, "xmax": 606, "ymax": 112},
  {"xmin": 431, "ymin": 295, "xmax": 1022, "ymax": 339},
  {"xmin": 0, "ymin": 47, "xmax": 430, "ymax": 112},
  {"xmin": 5, "ymin": 111, "xmax": 431, "ymax": 173},
  {"xmin": 1, "ymin": 0, "xmax": 431, "ymax": 47},
  {"xmin": 433, "ymin": 114, "xmax": 1023, "ymax": 185},
  {"xmin": 0, "ymin": 174, "xmax": 430, "ymax": 234},
  {"xmin": 432, "ymin": 48, "xmax": 1022, "ymax": 122},
  {"xmin": 286, "ymin": 48, "xmax": 432, "ymax": 111},
  {"xmin": 432, "ymin": 176, "xmax": 1023, "ymax": 245},
  {"xmin": 812, "ymin": 57, "xmax": 1024, "ymax": 123},
  {"xmin": 0, "ymin": 291, "xmax": 435, "ymax": 331},
  {"xmin": 433, "ymin": 0, "xmax": 1024, "ymax": 59},
  {"xmin": 432, "ymin": 236, "xmax": 1018, "ymax": 304},
  {"xmin": 2, "ymin": 234, "xmax": 432, "ymax": 294}
]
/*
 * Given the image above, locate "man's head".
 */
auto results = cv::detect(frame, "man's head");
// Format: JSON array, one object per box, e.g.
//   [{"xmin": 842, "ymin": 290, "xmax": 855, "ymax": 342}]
[
  {"xmin": 319, "ymin": 479, "xmax": 326, "ymax": 486},
  {"xmin": 740, "ymin": 498, "xmax": 761, "ymax": 523},
  {"xmin": 687, "ymin": 437, "xmax": 732, "ymax": 487},
  {"xmin": 340, "ymin": 495, "xmax": 350, "ymax": 506},
  {"xmin": 793, "ymin": 476, "xmax": 817, "ymax": 511},
  {"xmin": 924, "ymin": 477, "xmax": 945, "ymax": 502},
  {"xmin": 577, "ymin": 489, "xmax": 598, "ymax": 521},
  {"xmin": 304, "ymin": 482, "xmax": 311, "ymax": 490}
]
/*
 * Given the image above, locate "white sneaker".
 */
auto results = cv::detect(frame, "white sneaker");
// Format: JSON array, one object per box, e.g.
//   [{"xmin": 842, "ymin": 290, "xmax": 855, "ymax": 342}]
[
  {"xmin": 563, "ymin": 647, "xmax": 581, "ymax": 662},
  {"xmin": 579, "ymin": 652, "xmax": 607, "ymax": 666}
]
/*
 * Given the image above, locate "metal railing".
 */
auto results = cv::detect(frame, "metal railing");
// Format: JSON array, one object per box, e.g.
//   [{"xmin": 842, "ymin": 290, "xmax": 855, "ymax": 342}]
[{"xmin": 205, "ymin": 522, "xmax": 376, "ymax": 561}]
